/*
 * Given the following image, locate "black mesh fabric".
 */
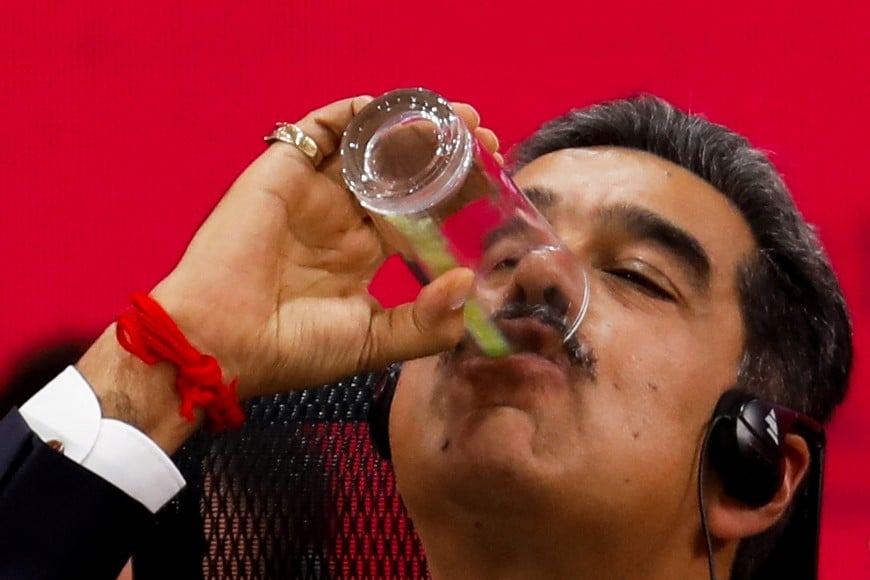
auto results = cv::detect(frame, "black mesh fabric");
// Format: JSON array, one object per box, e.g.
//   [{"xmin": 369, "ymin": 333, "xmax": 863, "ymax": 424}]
[{"xmin": 132, "ymin": 374, "xmax": 429, "ymax": 579}]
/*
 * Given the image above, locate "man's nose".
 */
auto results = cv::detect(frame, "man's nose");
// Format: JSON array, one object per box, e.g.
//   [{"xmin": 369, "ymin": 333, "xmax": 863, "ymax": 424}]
[{"xmin": 507, "ymin": 248, "xmax": 587, "ymax": 318}]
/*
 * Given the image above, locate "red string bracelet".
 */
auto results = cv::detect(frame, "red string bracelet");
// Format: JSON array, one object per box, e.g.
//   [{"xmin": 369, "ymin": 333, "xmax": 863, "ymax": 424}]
[{"xmin": 115, "ymin": 292, "xmax": 245, "ymax": 432}]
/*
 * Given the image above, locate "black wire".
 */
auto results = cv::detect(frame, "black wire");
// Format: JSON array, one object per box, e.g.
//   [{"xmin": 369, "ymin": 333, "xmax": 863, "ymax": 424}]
[{"xmin": 699, "ymin": 416, "xmax": 727, "ymax": 580}]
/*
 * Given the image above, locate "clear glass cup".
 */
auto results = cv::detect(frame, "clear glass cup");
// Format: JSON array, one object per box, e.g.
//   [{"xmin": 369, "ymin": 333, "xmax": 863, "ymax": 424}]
[{"xmin": 341, "ymin": 88, "xmax": 589, "ymax": 357}]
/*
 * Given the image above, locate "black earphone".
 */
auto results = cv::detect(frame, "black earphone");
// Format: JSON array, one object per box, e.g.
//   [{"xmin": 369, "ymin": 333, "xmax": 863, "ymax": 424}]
[
  {"xmin": 700, "ymin": 390, "xmax": 826, "ymax": 580},
  {"xmin": 705, "ymin": 389, "xmax": 825, "ymax": 508},
  {"xmin": 368, "ymin": 365, "xmax": 827, "ymax": 578}
]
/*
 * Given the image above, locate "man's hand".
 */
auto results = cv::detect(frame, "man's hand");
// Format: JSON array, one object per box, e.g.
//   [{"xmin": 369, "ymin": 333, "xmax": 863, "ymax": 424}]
[{"xmin": 77, "ymin": 96, "xmax": 500, "ymax": 453}]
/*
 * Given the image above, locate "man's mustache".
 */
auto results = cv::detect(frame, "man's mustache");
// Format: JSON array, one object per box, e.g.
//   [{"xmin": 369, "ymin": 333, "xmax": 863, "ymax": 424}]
[
  {"xmin": 439, "ymin": 301, "xmax": 597, "ymax": 379},
  {"xmin": 494, "ymin": 302, "xmax": 597, "ymax": 377}
]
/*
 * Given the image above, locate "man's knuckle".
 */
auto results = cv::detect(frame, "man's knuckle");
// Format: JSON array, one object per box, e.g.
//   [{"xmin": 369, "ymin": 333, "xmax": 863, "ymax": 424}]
[{"xmin": 410, "ymin": 306, "xmax": 430, "ymax": 336}]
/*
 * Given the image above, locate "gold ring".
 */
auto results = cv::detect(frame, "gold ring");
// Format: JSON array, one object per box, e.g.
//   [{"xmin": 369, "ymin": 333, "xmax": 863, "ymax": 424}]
[{"xmin": 264, "ymin": 122, "xmax": 324, "ymax": 167}]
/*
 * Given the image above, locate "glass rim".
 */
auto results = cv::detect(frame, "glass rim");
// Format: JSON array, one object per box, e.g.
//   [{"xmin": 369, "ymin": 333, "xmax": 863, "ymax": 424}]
[{"xmin": 340, "ymin": 88, "xmax": 474, "ymax": 216}]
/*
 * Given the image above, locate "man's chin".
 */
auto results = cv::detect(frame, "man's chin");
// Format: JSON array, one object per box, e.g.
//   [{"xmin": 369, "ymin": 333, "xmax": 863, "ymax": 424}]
[
  {"xmin": 393, "ymin": 355, "xmax": 580, "ymax": 516},
  {"xmin": 390, "ymin": 410, "xmax": 548, "ymax": 523},
  {"xmin": 435, "ymin": 405, "xmax": 548, "ymax": 492},
  {"xmin": 424, "ymin": 353, "xmax": 577, "ymax": 484}
]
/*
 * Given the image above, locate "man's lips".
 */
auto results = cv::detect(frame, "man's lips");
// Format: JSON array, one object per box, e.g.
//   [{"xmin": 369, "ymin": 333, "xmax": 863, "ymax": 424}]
[
  {"xmin": 500, "ymin": 317, "xmax": 574, "ymax": 368},
  {"xmin": 451, "ymin": 316, "xmax": 574, "ymax": 373}
]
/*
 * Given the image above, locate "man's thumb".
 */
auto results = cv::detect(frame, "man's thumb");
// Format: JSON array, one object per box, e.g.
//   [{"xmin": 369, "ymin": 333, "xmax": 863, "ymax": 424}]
[{"xmin": 365, "ymin": 268, "xmax": 474, "ymax": 368}]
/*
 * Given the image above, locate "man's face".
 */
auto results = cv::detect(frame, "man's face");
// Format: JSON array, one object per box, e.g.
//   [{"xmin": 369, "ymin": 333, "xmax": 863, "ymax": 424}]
[{"xmin": 389, "ymin": 147, "xmax": 756, "ymax": 542}]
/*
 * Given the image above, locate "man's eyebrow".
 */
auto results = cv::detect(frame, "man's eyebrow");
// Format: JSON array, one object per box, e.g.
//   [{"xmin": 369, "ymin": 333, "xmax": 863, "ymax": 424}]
[
  {"xmin": 481, "ymin": 217, "xmax": 527, "ymax": 250},
  {"xmin": 521, "ymin": 186, "xmax": 559, "ymax": 212},
  {"xmin": 480, "ymin": 187, "xmax": 560, "ymax": 250},
  {"xmin": 598, "ymin": 204, "xmax": 712, "ymax": 292}
]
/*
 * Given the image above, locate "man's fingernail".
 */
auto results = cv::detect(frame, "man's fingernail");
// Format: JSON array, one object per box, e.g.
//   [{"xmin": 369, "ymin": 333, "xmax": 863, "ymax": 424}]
[
  {"xmin": 447, "ymin": 270, "xmax": 475, "ymax": 310},
  {"xmin": 449, "ymin": 286, "xmax": 470, "ymax": 310}
]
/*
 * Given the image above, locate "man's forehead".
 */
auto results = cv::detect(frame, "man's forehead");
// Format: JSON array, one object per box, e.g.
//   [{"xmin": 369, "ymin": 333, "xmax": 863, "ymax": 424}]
[
  {"xmin": 514, "ymin": 146, "xmax": 708, "ymax": 207},
  {"xmin": 513, "ymin": 147, "xmax": 754, "ymax": 242}
]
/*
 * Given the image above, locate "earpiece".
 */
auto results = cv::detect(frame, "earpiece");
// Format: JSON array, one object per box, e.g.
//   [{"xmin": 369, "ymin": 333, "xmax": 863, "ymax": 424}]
[
  {"xmin": 706, "ymin": 389, "xmax": 824, "ymax": 507},
  {"xmin": 701, "ymin": 390, "xmax": 826, "ymax": 580},
  {"xmin": 368, "ymin": 363, "xmax": 402, "ymax": 460}
]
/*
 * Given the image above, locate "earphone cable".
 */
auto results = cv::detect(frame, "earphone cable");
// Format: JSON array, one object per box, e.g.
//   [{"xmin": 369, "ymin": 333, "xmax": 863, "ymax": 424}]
[{"xmin": 699, "ymin": 416, "xmax": 727, "ymax": 580}]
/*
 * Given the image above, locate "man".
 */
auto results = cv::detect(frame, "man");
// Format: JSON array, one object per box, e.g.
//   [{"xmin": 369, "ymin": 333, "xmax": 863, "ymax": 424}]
[
  {"xmin": 388, "ymin": 98, "xmax": 851, "ymax": 579},
  {"xmin": 0, "ymin": 95, "xmax": 852, "ymax": 579}
]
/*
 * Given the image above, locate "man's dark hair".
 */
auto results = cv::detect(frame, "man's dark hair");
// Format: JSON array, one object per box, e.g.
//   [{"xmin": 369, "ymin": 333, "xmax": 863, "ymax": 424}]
[{"xmin": 514, "ymin": 96, "xmax": 853, "ymax": 579}]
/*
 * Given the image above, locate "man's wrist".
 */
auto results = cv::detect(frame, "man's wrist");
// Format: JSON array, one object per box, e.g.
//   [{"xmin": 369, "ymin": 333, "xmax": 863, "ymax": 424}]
[{"xmin": 76, "ymin": 326, "xmax": 202, "ymax": 455}]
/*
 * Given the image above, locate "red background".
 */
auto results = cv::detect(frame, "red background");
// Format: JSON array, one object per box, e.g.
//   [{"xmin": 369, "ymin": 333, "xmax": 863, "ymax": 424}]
[{"xmin": 1, "ymin": 1, "xmax": 867, "ymax": 576}]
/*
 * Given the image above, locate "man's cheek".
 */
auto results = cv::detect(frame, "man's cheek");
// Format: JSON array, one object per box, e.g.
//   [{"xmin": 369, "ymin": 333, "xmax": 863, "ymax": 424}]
[{"xmin": 391, "ymin": 359, "xmax": 443, "ymax": 440}]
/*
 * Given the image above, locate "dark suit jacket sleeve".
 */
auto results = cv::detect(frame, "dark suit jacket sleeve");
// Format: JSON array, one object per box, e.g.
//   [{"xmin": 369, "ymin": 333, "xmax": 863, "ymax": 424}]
[{"xmin": 0, "ymin": 408, "xmax": 154, "ymax": 580}]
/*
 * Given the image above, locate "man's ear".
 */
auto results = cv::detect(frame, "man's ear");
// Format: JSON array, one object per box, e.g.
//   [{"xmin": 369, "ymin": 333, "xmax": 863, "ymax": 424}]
[{"xmin": 706, "ymin": 434, "xmax": 811, "ymax": 540}]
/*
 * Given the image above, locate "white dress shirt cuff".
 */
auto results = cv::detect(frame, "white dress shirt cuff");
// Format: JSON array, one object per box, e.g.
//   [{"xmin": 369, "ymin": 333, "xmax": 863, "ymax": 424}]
[{"xmin": 19, "ymin": 365, "xmax": 186, "ymax": 513}]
